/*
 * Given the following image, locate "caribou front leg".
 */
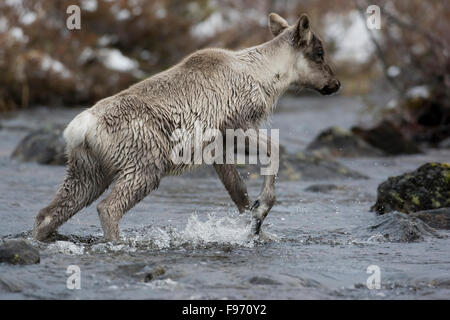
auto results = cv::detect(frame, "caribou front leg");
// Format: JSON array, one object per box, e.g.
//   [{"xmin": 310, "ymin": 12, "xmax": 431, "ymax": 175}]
[
  {"xmin": 214, "ymin": 163, "xmax": 250, "ymax": 213},
  {"xmin": 250, "ymin": 131, "xmax": 279, "ymax": 235}
]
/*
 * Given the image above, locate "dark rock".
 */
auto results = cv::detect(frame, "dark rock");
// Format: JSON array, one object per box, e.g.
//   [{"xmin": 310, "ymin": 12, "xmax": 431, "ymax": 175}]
[
  {"xmin": 438, "ymin": 137, "xmax": 450, "ymax": 149},
  {"xmin": 410, "ymin": 208, "xmax": 450, "ymax": 230},
  {"xmin": 0, "ymin": 239, "xmax": 40, "ymax": 265},
  {"xmin": 367, "ymin": 212, "xmax": 441, "ymax": 242},
  {"xmin": 112, "ymin": 264, "xmax": 167, "ymax": 282},
  {"xmin": 117, "ymin": 263, "xmax": 146, "ymax": 276},
  {"xmin": 352, "ymin": 120, "xmax": 421, "ymax": 155},
  {"xmin": 222, "ymin": 245, "xmax": 232, "ymax": 253},
  {"xmin": 248, "ymin": 276, "xmax": 281, "ymax": 285},
  {"xmin": 305, "ymin": 184, "xmax": 350, "ymax": 193},
  {"xmin": 372, "ymin": 163, "xmax": 450, "ymax": 214},
  {"xmin": 11, "ymin": 124, "xmax": 67, "ymax": 165},
  {"xmin": 0, "ymin": 277, "xmax": 23, "ymax": 293},
  {"xmin": 29, "ymin": 231, "xmax": 101, "ymax": 244},
  {"xmin": 144, "ymin": 266, "xmax": 166, "ymax": 282},
  {"xmin": 277, "ymin": 151, "xmax": 368, "ymax": 181},
  {"xmin": 306, "ymin": 126, "xmax": 384, "ymax": 157},
  {"xmin": 234, "ymin": 151, "xmax": 367, "ymax": 181},
  {"xmin": 408, "ymin": 96, "xmax": 450, "ymax": 144},
  {"xmin": 186, "ymin": 150, "xmax": 368, "ymax": 181}
]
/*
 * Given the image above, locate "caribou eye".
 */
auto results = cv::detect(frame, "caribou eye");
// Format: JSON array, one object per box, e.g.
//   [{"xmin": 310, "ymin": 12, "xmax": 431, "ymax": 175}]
[{"xmin": 317, "ymin": 47, "xmax": 324, "ymax": 59}]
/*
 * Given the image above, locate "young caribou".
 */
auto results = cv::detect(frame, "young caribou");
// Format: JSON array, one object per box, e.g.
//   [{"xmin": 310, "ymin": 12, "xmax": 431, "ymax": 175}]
[{"xmin": 33, "ymin": 13, "xmax": 340, "ymax": 241}]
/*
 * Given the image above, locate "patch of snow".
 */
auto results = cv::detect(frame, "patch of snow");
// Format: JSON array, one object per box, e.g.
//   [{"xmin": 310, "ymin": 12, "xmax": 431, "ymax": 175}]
[
  {"xmin": 98, "ymin": 48, "xmax": 138, "ymax": 72},
  {"xmin": 191, "ymin": 12, "xmax": 227, "ymax": 38},
  {"xmin": 81, "ymin": 0, "xmax": 97, "ymax": 12},
  {"xmin": 41, "ymin": 55, "xmax": 72, "ymax": 79},
  {"xmin": 0, "ymin": 17, "xmax": 8, "ymax": 32},
  {"xmin": 9, "ymin": 26, "xmax": 28, "ymax": 42},
  {"xmin": 155, "ymin": 6, "xmax": 167, "ymax": 19},
  {"xmin": 189, "ymin": 8, "xmax": 269, "ymax": 39},
  {"xmin": 19, "ymin": 11, "xmax": 36, "ymax": 25},
  {"xmin": 97, "ymin": 34, "xmax": 118, "ymax": 47},
  {"xmin": 116, "ymin": 9, "xmax": 131, "ymax": 21},
  {"xmin": 386, "ymin": 99, "xmax": 398, "ymax": 109},
  {"xmin": 324, "ymin": 10, "xmax": 375, "ymax": 63},
  {"xmin": 387, "ymin": 66, "xmax": 401, "ymax": 78},
  {"xmin": 79, "ymin": 47, "xmax": 94, "ymax": 65},
  {"xmin": 5, "ymin": 0, "xmax": 23, "ymax": 7},
  {"xmin": 406, "ymin": 85, "xmax": 430, "ymax": 99}
]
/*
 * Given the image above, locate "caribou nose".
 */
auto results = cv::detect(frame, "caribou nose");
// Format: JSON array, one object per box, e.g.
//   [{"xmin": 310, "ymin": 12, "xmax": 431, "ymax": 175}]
[
  {"xmin": 319, "ymin": 79, "xmax": 341, "ymax": 95},
  {"xmin": 329, "ymin": 79, "xmax": 341, "ymax": 93},
  {"xmin": 331, "ymin": 79, "xmax": 341, "ymax": 91},
  {"xmin": 335, "ymin": 79, "xmax": 341, "ymax": 90}
]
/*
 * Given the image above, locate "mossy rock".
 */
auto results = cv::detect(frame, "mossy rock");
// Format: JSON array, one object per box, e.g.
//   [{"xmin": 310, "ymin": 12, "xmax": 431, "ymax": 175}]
[{"xmin": 372, "ymin": 163, "xmax": 450, "ymax": 214}]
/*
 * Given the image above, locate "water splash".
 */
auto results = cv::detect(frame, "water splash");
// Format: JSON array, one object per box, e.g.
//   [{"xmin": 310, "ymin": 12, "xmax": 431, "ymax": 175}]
[
  {"xmin": 118, "ymin": 212, "xmax": 267, "ymax": 250},
  {"xmin": 46, "ymin": 240, "xmax": 85, "ymax": 255},
  {"xmin": 17, "ymin": 212, "xmax": 278, "ymax": 255},
  {"xmin": 181, "ymin": 213, "xmax": 255, "ymax": 247}
]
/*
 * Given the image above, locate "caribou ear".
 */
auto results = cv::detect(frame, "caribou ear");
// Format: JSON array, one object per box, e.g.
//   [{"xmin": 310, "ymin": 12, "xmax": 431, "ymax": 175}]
[
  {"xmin": 294, "ymin": 14, "xmax": 311, "ymax": 46},
  {"xmin": 268, "ymin": 13, "xmax": 289, "ymax": 37}
]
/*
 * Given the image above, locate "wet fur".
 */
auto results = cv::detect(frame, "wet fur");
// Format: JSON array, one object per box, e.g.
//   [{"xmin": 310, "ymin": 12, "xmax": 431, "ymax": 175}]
[{"xmin": 33, "ymin": 13, "xmax": 340, "ymax": 241}]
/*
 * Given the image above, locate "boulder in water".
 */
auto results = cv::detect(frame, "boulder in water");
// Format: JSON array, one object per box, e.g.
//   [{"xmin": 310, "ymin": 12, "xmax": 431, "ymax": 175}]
[
  {"xmin": 11, "ymin": 124, "xmax": 66, "ymax": 165},
  {"xmin": 352, "ymin": 120, "xmax": 421, "ymax": 155},
  {"xmin": 372, "ymin": 163, "xmax": 450, "ymax": 214},
  {"xmin": 277, "ymin": 151, "xmax": 368, "ymax": 181},
  {"xmin": 304, "ymin": 184, "xmax": 350, "ymax": 193},
  {"xmin": 410, "ymin": 208, "xmax": 450, "ymax": 230},
  {"xmin": 306, "ymin": 126, "xmax": 384, "ymax": 157},
  {"xmin": 144, "ymin": 266, "xmax": 166, "ymax": 282},
  {"xmin": 186, "ymin": 149, "xmax": 368, "ymax": 181},
  {"xmin": 367, "ymin": 212, "xmax": 441, "ymax": 242},
  {"xmin": 438, "ymin": 137, "xmax": 450, "ymax": 149},
  {"xmin": 0, "ymin": 239, "xmax": 40, "ymax": 265}
]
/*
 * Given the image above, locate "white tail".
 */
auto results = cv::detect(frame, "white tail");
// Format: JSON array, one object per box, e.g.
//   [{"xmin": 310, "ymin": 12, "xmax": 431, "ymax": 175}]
[{"xmin": 63, "ymin": 110, "xmax": 97, "ymax": 150}]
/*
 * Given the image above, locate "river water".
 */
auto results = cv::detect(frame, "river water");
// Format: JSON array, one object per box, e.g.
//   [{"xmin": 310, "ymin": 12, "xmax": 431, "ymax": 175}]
[{"xmin": 0, "ymin": 96, "xmax": 449, "ymax": 299}]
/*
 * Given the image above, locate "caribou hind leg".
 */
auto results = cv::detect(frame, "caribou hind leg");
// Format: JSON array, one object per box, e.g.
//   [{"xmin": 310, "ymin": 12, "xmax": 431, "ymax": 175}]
[
  {"xmin": 33, "ymin": 148, "xmax": 110, "ymax": 241},
  {"xmin": 97, "ymin": 166, "xmax": 161, "ymax": 242}
]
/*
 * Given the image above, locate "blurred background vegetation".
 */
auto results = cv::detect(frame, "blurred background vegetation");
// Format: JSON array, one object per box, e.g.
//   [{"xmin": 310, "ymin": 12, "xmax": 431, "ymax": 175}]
[{"xmin": 0, "ymin": 0, "xmax": 448, "ymax": 143}]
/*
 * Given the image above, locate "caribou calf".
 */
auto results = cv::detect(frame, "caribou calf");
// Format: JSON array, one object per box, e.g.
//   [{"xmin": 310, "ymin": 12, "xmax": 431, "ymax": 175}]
[{"xmin": 33, "ymin": 13, "xmax": 340, "ymax": 242}]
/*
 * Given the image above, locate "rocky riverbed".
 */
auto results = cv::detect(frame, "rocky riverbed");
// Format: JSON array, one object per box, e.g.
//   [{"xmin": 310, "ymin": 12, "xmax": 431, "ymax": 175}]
[{"xmin": 0, "ymin": 96, "xmax": 449, "ymax": 299}]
